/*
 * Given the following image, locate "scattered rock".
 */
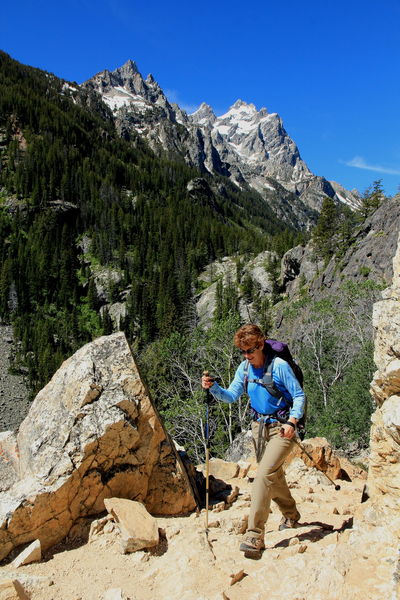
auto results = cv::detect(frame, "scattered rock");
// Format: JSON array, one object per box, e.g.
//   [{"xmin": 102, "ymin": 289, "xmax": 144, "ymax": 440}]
[
  {"xmin": 286, "ymin": 437, "xmax": 344, "ymax": 480},
  {"xmin": 200, "ymin": 458, "xmax": 239, "ymax": 480},
  {"xmin": 225, "ymin": 486, "xmax": 239, "ymax": 505},
  {"xmin": 229, "ymin": 570, "xmax": 247, "ymax": 586},
  {"xmin": 11, "ymin": 540, "xmax": 41, "ymax": 568},
  {"xmin": 0, "ymin": 579, "xmax": 29, "ymax": 600},
  {"xmin": 230, "ymin": 515, "xmax": 248, "ymax": 535},
  {"xmin": 289, "ymin": 537, "xmax": 300, "ymax": 546},
  {"xmin": 104, "ymin": 498, "xmax": 159, "ymax": 553},
  {"xmin": 212, "ymin": 501, "xmax": 225, "ymax": 513},
  {"xmin": 89, "ymin": 517, "xmax": 110, "ymax": 541},
  {"xmin": 237, "ymin": 461, "xmax": 251, "ymax": 478}
]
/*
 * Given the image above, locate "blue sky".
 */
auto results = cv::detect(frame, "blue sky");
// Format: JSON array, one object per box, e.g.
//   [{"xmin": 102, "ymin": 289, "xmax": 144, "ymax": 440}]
[{"xmin": 2, "ymin": 0, "xmax": 400, "ymax": 196}]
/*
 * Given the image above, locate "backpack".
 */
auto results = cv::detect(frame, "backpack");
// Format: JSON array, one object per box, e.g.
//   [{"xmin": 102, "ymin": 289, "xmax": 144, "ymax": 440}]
[{"xmin": 243, "ymin": 339, "xmax": 307, "ymax": 439}]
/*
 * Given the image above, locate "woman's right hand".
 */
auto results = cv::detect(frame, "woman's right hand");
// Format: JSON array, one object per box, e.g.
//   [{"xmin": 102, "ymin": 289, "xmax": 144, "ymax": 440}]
[{"xmin": 201, "ymin": 371, "xmax": 215, "ymax": 389}]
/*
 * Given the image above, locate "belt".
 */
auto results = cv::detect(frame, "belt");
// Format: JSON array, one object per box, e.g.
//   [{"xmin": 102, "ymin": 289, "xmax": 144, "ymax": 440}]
[{"xmin": 253, "ymin": 418, "xmax": 281, "ymax": 429}]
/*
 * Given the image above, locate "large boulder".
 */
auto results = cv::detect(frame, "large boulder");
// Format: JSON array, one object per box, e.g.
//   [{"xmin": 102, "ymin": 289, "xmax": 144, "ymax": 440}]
[{"xmin": 0, "ymin": 332, "xmax": 196, "ymax": 561}]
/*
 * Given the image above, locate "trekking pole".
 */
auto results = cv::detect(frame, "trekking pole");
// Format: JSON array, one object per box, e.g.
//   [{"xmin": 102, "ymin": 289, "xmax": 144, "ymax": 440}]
[
  {"xmin": 276, "ymin": 417, "xmax": 341, "ymax": 490},
  {"xmin": 203, "ymin": 371, "xmax": 212, "ymax": 530}
]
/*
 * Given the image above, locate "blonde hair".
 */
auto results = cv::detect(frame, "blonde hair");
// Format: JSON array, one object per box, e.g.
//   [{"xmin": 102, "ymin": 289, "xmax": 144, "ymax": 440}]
[{"xmin": 234, "ymin": 324, "xmax": 265, "ymax": 349}]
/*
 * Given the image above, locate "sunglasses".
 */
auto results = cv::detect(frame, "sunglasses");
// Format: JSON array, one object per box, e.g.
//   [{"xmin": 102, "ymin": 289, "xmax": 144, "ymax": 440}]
[{"xmin": 241, "ymin": 344, "xmax": 260, "ymax": 355}]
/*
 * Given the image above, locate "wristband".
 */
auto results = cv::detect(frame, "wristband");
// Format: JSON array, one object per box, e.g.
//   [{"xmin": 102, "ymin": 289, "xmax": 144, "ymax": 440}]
[{"xmin": 286, "ymin": 421, "xmax": 296, "ymax": 429}]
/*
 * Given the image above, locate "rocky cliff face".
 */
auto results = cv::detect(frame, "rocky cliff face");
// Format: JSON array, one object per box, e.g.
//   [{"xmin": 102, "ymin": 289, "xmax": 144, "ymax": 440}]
[
  {"xmin": 196, "ymin": 197, "xmax": 400, "ymax": 327},
  {"xmin": 83, "ymin": 60, "xmax": 360, "ymax": 228},
  {"xmin": 0, "ymin": 332, "xmax": 196, "ymax": 561},
  {"xmin": 196, "ymin": 251, "xmax": 277, "ymax": 327},
  {"xmin": 368, "ymin": 232, "xmax": 400, "ymax": 520},
  {"xmin": 326, "ymin": 230, "xmax": 400, "ymax": 599},
  {"xmin": 279, "ymin": 197, "xmax": 400, "ymax": 304}
]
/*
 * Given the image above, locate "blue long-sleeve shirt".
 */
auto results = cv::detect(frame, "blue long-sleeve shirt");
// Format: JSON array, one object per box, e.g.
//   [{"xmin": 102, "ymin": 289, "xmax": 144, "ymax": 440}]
[{"xmin": 210, "ymin": 357, "xmax": 305, "ymax": 421}]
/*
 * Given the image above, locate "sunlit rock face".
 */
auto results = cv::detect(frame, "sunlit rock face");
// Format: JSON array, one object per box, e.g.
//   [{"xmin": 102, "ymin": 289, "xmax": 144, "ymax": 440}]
[
  {"xmin": 0, "ymin": 332, "xmax": 196, "ymax": 561},
  {"xmin": 369, "ymin": 232, "xmax": 400, "ymax": 518}
]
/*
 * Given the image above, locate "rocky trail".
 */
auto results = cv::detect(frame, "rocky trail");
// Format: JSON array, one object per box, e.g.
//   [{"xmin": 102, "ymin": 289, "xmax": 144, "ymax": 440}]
[{"xmin": 1, "ymin": 455, "xmax": 380, "ymax": 600}]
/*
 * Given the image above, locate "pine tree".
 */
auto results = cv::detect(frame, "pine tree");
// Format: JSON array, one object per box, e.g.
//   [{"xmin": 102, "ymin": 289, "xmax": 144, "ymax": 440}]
[
  {"xmin": 359, "ymin": 180, "xmax": 385, "ymax": 221},
  {"xmin": 311, "ymin": 197, "xmax": 338, "ymax": 262}
]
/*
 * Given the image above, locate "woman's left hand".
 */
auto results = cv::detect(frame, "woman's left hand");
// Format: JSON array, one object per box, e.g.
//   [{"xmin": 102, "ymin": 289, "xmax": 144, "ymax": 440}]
[{"xmin": 280, "ymin": 423, "xmax": 296, "ymax": 439}]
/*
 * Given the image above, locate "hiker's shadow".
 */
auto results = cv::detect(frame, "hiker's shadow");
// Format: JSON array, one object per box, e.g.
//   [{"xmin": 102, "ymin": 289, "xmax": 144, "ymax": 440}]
[{"xmin": 271, "ymin": 517, "xmax": 353, "ymax": 548}]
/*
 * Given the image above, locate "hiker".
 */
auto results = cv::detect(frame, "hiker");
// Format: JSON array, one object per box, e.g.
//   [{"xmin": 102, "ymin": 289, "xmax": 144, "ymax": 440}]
[{"xmin": 201, "ymin": 323, "xmax": 305, "ymax": 555}]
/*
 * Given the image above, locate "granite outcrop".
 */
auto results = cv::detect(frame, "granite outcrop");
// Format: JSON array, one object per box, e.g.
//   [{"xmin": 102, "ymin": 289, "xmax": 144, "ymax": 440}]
[{"xmin": 0, "ymin": 332, "xmax": 196, "ymax": 561}]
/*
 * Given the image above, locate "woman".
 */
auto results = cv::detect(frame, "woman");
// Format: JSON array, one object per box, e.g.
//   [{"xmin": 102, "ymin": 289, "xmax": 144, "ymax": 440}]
[{"xmin": 201, "ymin": 324, "xmax": 305, "ymax": 555}]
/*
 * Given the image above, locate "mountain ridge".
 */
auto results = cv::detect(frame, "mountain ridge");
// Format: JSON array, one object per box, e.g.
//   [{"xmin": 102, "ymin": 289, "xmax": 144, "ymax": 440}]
[{"xmin": 83, "ymin": 59, "xmax": 360, "ymax": 227}]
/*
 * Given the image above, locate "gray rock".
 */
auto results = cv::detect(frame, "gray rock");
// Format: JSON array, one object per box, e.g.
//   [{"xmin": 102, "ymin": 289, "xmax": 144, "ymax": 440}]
[
  {"xmin": 281, "ymin": 244, "xmax": 323, "ymax": 296},
  {"xmin": 310, "ymin": 196, "xmax": 400, "ymax": 297}
]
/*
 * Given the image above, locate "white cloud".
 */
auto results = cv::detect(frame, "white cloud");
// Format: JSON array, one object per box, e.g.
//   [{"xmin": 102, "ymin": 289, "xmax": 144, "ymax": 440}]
[{"xmin": 343, "ymin": 156, "xmax": 400, "ymax": 176}]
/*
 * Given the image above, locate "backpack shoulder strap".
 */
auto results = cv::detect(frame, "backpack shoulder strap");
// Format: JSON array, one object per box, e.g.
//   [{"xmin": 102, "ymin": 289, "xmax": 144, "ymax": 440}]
[
  {"xmin": 262, "ymin": 356, "xmax": 282, "ymax": 399},
  {"xmin": 245, "ymin": 354, "xmax": 283, "ymax": 400}
]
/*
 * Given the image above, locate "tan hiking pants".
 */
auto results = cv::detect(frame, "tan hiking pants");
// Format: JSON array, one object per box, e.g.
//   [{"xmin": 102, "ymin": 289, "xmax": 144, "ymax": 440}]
[{"xmin": 247, "ymin": 421, "xmax": 299, "ymax": 533}]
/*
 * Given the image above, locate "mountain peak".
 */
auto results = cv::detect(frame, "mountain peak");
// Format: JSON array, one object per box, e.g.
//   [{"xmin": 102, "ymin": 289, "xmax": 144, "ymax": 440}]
[
  {"xmin": 231, "ymin": 99, "xmax": 257, "ymax": 111},
  {"xmin": 190, "ymin": 103, "xmax": 216, "ymax": 126},
  {"xmin": 118, "ymin": 59, "xmax": 140, "ymax": 76}
]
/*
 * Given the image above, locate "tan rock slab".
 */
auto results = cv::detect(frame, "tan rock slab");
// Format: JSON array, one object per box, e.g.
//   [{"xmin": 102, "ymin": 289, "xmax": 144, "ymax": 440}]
[
  {"xmin": 0, "ymin": 580, "xmax": 29, "ymax": 600},
  {"xmin": 104, "ymin": 498, "xmax": 159, "ymax": 553},
  {"xmin": 11, "ymin": 540, "xmax": 41, "ymax": 568},
  {"xmin": 206, "ymin": 458, "xmax": 239, "ymax": 479}
]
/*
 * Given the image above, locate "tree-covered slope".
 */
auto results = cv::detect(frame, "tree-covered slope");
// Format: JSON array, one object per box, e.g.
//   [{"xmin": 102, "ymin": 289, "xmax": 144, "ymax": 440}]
[{"xmin": 0, "ymin": 51, "xmax": 302, "ymax": 395}]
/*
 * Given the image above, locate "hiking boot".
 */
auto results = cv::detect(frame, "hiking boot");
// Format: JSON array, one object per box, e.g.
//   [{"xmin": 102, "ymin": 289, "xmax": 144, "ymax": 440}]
[
  {"xmin": 278, "ymin": 514, "xmax": 300, "ymax": 531},
  {"xmin": 239, "ymin": 529, "xmax": 265, "ymax": 553}
]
